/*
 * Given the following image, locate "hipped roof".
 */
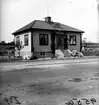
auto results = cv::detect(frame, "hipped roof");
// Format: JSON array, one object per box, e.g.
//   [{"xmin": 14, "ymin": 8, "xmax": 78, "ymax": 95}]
[{"xmin": 13, "ymin": 20, "xmax": 84, "ymax": 35}]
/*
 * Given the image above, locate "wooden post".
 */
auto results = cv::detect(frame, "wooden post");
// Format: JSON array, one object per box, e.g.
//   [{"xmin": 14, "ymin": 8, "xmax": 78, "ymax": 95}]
[
  {"xmin": 51, "ymin": 32, "xmax": 55, "ymax": 58},
  {"xmin": 8, "ymin": 50, "xmax": 11, "ymax": 62}
]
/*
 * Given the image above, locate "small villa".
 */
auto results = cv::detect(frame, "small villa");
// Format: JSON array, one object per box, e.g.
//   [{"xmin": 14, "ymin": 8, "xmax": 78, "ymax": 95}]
[{"xmin": 12, "ymin": 16, "xmax": 84, "ymax": 59}]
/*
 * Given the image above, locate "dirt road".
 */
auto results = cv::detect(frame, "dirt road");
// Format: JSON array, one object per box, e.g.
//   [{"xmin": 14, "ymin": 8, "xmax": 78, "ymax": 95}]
[{"xmin": 0, "ymin": 58, "xmax": 99, "ymax": 105}]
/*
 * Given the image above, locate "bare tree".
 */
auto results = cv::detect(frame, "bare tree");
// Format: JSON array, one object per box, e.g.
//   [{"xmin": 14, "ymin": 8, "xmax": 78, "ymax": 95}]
[
  {"xmin": 82, "ymin": 37, "xmax": 87, "ymax": 43},
  {"xmin": 15, "ymin": 40, "xmax": 24, "ymax": 57}
]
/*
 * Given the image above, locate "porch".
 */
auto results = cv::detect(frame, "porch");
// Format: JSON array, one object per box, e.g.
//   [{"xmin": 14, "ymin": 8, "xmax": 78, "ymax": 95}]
[{"xmin": 51, "ymin": 32, "xmax": 69, "ymax": 58}]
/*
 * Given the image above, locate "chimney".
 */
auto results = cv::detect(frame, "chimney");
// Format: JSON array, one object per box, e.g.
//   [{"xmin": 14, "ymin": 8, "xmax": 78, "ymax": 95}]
[{"xmin": 45, "ymin": 16, "xmax": 51, "ymax": 23}]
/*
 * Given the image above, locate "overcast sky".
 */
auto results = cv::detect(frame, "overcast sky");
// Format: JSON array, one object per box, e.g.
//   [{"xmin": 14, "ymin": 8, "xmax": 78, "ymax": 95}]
[{"xmin": 0, "ymin": 0, "xmax": 98, "ymax": 42}]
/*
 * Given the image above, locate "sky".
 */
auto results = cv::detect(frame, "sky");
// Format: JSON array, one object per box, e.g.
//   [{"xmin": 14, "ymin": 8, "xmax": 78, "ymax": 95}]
[{"xmin": 0, "ymin": 0, "xmax": 99, "ymax": 43}]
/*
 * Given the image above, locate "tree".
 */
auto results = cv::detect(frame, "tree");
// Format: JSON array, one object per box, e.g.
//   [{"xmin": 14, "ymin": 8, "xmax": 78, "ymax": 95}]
[
  {"xmin": 8, "ymin": 41, "xmax": 15, "ymax": 45},
  {"xmin": 0, "ymin": 41, "xmax": 6, "ymax": 45},
  {"xmin": 15, "ymin": 40, "xmax": 24, "ymax": 57},
  {"xmin": 88, "ymin": 41, "xmax": 92, "ymax": 43},
  {"xmin": 82, "ymin": 37, "xmax": 92, "ymax": 43},
  {"xmin": 82, "ymin": 37, "xmax": 87, "ymax": 43}
]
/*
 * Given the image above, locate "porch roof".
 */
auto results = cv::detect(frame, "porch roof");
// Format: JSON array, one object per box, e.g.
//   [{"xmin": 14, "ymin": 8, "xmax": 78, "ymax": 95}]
[
  {"xmin": 13, "ymin": 20, "xmax": 84, "ymax": 35},
  {"xmin": 55, "ymin": 31, "xmax": 65, "ymax": 35}
]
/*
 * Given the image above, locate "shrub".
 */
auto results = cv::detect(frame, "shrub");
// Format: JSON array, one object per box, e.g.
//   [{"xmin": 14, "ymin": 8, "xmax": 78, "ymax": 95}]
[
  {"xmin": 95, "ymin": 51, "xmax": 99, "ymax": 56},
  {"xmin": 30, "ymin": 56, "xmax": 38, "ymax": 60},
  {"xmin": 82, "ymin": 49, "xmax": 99, "ymax": 56}
]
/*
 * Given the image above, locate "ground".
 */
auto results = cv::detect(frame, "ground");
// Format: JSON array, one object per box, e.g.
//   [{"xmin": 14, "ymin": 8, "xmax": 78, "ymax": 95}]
[{"xmin": 0, "ymin": 57, "xmax": 99, "ymax": 105}]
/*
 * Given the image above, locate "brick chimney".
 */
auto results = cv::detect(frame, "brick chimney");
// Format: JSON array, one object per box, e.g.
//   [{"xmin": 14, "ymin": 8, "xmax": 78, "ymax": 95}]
[{"xmin": 45, "ymin": 16, "xmax": 51, "ymax": 23}]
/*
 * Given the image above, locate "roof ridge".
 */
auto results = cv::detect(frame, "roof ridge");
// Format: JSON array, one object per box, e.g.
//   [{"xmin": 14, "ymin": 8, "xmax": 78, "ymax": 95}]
[
  {"xmin": 29, "ymin": 20, "xmax": 36, "ymax": 29},
  {"xmin": 12, "ymin": 20, "xmax": 36, "ymax": 34}
]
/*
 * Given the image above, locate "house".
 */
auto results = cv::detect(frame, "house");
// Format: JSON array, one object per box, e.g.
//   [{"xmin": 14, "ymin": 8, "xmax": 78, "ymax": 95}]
[
  {"xmin": 82, "ymin": 42, "xmax": 99, "ymax": 50},
  {"xmin": 82, "ymin": 42, "xmax": 99, "ymax": 56},
  {"xmin": 12, "ymin": 16, "xmax": 84, "ymax": 59}
]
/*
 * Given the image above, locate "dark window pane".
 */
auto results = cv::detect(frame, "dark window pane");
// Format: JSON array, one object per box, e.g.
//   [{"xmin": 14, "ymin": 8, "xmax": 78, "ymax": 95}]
[
  {"xmin": 39, "ymin": 34, "xmax": 48, "ymax": 45},
  {"xmin": 69, "ymin": 35, "xmax": 76, "ymax": 45},
  {"xmin": 16, "ymin": 36, "xmax": 20, "ymax": 44},
  {"xmin": 24, "ymin": 34, "xmax": 28, "ymax": 46}
]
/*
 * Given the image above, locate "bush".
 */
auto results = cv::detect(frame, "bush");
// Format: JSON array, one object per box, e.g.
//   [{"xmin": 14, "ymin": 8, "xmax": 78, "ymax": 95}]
[
  {"xmin": 15, "ymin": 56, "xmax": 23, "ymax": 60},
  {"xmin": 0, "ymin": 56, "xmax": 23, "ymax": 62},
  {"xmin": 30, "ymin": 56, "xmax": 38, "ymax": 60},
  {"xmin": 82, "ymin": 49, "xmax": 99, "ymax": 56},
  {"xmin": 95, "ymin": 51, "xmax": 99, "ymax": 56}
]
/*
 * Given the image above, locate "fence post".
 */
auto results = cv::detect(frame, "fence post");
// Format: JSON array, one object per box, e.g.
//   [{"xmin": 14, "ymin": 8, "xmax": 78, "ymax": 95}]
[{"xmin": 8, "ymin": 51, "xmax": 11, "ymax": 62}]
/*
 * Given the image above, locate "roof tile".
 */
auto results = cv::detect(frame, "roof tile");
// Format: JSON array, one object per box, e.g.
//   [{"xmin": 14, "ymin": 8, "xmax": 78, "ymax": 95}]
[{"xmin": 13, "ymin": 20, "xmax": 84, "ymax": 34}]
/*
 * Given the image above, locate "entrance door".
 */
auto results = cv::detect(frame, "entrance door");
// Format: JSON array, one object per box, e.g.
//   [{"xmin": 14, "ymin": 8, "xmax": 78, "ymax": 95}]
[
  {"xmin": 56, "ymin": 35, "xmax": 68, "ymax": 49},
  {"xmin": 56, "ymin": 36, "xmax": 64, "ymax": 49}
]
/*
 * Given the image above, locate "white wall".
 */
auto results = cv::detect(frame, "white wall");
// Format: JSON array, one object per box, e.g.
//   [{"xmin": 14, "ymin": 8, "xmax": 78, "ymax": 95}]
[{"xmin": 14, "ymin": 31, "xmax": 31, "ymax": 59}]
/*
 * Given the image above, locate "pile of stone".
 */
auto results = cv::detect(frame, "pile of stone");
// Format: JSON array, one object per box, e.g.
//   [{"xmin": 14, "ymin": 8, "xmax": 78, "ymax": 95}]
[{"xmin": 70, "ymin": 50, "xmax": 84, "ymax": 57}]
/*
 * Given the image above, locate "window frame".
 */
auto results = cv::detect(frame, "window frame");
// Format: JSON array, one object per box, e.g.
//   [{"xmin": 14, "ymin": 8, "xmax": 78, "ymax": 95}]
[
  {"xmin": 24, "ymin": 34, "xmax": 29, "ymax": 46},
  {"xmin": 69, "ymin": 35, "xmax": 76, "ymax": 45},
  {"xmin": 40, "ymin": 52, "xmax": 45, "ymax": 56},
  {"xmin": 39, "ymin": 34, "xmax": 48, "ymax": 46},
  {"xmin": 16, "ymin": 36, "xmax": 20, "ymax": 44}
]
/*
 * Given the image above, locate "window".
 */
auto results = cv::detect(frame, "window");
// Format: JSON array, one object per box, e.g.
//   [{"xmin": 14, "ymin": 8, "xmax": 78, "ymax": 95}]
[
  {"xmin": 39, "ymin": 34, "xmax": 48, "ymax": 45},
  {"xmin": 24, "ymin": 34, "xmax": 29, "ymax": 46},
  {"xmin": 16, "ymin": 36, "xmax": 20, "ymax": 44},
  {"xmin": 69, "ymin": 35, "xmax": 76, "ymax": 45},
  {"xmin": 40, "ymin": 52, "xmax": 45, "ymax": 55}
]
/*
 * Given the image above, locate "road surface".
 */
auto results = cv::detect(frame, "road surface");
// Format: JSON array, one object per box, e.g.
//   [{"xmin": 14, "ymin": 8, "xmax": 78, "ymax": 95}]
[{"xmin": 0, "ymin": 58, "xmax": 99, "ymax": 105}]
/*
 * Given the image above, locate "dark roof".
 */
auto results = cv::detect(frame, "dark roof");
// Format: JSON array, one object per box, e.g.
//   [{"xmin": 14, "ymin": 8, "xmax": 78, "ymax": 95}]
[{"xmin": 13, "ymin": 20, "xmax": 84, "ymax": 35}]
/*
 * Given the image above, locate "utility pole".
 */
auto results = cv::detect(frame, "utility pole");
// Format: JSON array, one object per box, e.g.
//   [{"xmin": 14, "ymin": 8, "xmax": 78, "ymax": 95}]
[{"xmin": 47, "ymin": 4, "xmax": 49, "ymax": 16}]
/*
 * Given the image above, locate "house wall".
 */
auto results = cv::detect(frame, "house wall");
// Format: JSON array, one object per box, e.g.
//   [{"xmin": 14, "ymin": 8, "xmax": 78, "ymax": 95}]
[
  {"xmin": 14, "ymin": 32, "xmax": 32, "ymax": 59},
  {"xmin": 67, "ymin": 32, "xmax": 81, "ymax": 51},
  {"xmin": 14, "ymin": 30, "xmax": 81, "ymax": 58},
  {"xmin": 32, "ymin": 31, "xmax": 81, "ymax": 58},
  {"xmin": 33, "ymin": 30, "xmax": 52, "ymax": 57}
]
